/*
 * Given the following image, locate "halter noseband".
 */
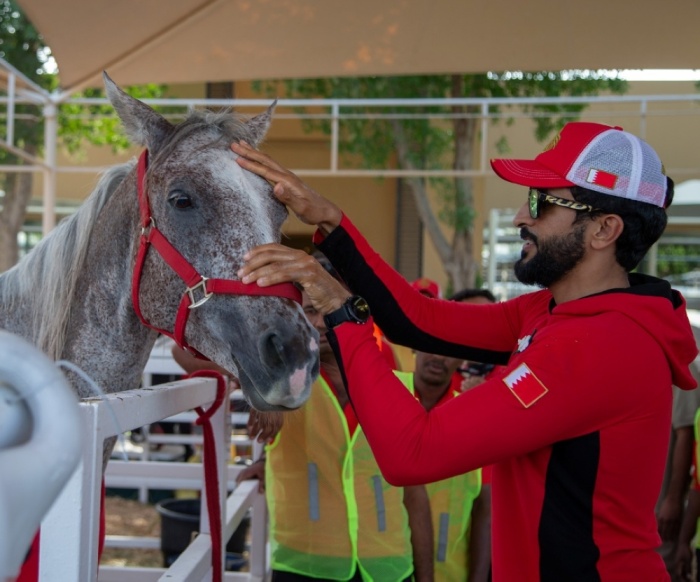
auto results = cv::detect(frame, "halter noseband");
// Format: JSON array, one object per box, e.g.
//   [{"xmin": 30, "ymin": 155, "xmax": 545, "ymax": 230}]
[{"xmin": 131, "ymin": 150, "xmax": 302, "ymax": 356}]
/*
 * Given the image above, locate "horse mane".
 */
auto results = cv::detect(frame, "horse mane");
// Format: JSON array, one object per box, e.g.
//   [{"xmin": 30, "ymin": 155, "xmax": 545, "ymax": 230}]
[{"xmin": 0, "ymin": 161, "xmax": 135, "ymax": 359}]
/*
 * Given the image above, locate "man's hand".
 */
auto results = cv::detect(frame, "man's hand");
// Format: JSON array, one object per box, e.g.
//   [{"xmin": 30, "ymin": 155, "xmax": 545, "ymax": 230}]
[
  {"xmin": 657, "ymin": 495, "xmax": 683, "ymax": 543},
  {"xmin": 235, "ymin": 458, "xmax": 266, "ymax": 493},
  {"xmin": 673, "ymin": 542, "xmax": 693, "ymax": 581},
  {"xmin": 231, "ymin": 141, "xmax": 343, "ymax": 234},
  {"xmin": 238, "ymin": 243, "xmax": 350, "ymax": 315}
]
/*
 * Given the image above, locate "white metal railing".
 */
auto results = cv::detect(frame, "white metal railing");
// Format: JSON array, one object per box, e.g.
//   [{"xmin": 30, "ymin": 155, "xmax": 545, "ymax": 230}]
[
  {"xmin": 38, "ymin": 377, "xmax": 269, "ymax": 582},
  {"xmin": 123, "ymin": 341, "xmax": 255, "ymax": 503}
]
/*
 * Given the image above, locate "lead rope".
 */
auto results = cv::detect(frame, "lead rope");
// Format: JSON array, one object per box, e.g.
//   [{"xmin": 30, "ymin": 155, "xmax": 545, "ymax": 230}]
[{"xmin": 187, "ymin": 370, "xmax": 228, "ymax": 582}]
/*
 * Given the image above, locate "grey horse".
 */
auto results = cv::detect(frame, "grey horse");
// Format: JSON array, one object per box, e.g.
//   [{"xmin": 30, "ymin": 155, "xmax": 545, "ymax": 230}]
[{"xmin": 0, "ymin": 73, "xmax": 319, "ymax": 417}]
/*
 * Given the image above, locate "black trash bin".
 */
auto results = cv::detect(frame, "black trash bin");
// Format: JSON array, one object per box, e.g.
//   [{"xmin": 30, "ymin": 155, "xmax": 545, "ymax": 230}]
[{"xmin": 155, "ymin": 498, "xmax": 250, "ymax": 570}]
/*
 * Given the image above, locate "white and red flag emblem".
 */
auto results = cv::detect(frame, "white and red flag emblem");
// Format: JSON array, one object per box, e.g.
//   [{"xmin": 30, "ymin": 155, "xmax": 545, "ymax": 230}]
[
  {"xmin": 586, "ymin": 168, "xmax": 618, "ymax": 190},
  {"xmin": 503, "ymin": 363, "xmax": 549, "ymax": 408}
]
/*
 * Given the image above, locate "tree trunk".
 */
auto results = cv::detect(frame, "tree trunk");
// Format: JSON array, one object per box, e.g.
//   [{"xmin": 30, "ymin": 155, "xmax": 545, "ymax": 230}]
[
  {"xmin": 449, "ymin": 75, "xmax": 479, "ymax": 291},
  {"xmin": 0, "ymin": 148, "xmax": 35, "ymax": 271},
  {"xmin": 390, "ymin": 86, "xmax": 483, "ymax": 294},
  {"xmin": 389, "ymin": 119, "xmax": 452, "ymax": 265}
]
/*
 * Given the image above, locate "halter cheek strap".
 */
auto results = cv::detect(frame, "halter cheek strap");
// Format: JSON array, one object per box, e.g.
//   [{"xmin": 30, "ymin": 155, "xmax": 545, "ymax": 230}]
[{"xmin": 132, "ymin": 150, "xmax": 302, "ymax": 355}]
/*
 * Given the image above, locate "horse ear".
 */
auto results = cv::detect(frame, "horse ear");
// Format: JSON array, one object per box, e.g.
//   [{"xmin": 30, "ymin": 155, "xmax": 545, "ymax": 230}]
[
  {"xmin": 103, "ymin": 71, "xmax": 173, "ymax": 153},
  {"xmin": 244, "ymin": 100, "xmax": 276, "ymax": 147}
]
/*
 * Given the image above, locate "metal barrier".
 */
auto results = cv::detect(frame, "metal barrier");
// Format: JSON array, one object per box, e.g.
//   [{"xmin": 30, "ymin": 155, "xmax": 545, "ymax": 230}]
[{"xmin": 38, "ymin": 377, "xmax": 270, "ymax": 582}]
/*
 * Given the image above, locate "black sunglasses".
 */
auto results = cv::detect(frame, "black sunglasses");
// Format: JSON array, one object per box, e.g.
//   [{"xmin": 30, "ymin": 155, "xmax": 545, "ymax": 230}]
[{"xmin": 528, "ymin": 188, "xmax": 598, "ymax": 219}]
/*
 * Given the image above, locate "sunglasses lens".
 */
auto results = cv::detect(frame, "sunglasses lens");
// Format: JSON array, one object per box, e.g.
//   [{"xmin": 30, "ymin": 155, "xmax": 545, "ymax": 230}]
[{"xmin": 528, "ymin": 189, "xmax": 539, "ymax": 219}]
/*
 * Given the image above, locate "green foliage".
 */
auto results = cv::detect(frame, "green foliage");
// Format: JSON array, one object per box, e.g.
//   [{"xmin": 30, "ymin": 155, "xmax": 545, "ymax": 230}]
[
  {"xmin": 58, "ymin": 84, "xmax": 173, "ymax": 156},
  {"xmin": 0, "ymin": 0, "xmax": 54, "ymax": 158},
  {"xmin": 655, "ymin": 244, "xmax": 700, "ymax": 278},
  {"xmin": 0, "ymin": 0, "xmax": 53, "ymax": 87}
]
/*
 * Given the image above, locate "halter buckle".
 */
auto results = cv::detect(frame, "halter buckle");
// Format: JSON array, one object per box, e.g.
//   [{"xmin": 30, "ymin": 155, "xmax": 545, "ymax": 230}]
[
  {"xmin": 187, "ymin": 277, "xmax": 213, "ymax": 309},
  {"xmin": 140, "ymin": 217, "xmax": 155, "ymax": 237}
]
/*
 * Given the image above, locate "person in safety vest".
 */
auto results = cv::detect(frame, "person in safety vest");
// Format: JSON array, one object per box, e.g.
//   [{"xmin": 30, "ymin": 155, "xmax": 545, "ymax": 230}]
[
  {"xmin": 396, "ymin": 341, "xmax": 490, "ymax": 581},
  {"xmin": 232, "ymin": 121, "xmax": 699, "ymax": 582},
  {"xmin": 673, "ymin": 405, "xmax": 700, "ymax": 581},
  {"xmin": 238, "ymin": 262, "xmax": 434, "ymax": 582}
]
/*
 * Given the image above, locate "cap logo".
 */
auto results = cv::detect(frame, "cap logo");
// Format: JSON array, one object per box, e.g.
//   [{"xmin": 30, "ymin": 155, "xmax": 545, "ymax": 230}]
[
  {"xmin": 542, "ymin": 132, "xmax": 561, "ymax": 152},
  {"xmin": 586, "ymin": 168, "xmax": 618, "ymax": 190}
]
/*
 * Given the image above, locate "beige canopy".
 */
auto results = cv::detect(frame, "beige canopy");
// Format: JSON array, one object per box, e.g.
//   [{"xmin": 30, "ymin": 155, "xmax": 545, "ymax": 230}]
[{"xmin": 16, "ymin": 0, "xmax": 700, "ymax": 93}]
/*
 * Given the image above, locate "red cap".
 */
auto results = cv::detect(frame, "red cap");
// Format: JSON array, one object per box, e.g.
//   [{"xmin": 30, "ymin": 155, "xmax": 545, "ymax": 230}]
[
  {"xmin": 411, "ymin": 278, "xmax": 441, "ymax": 299},
  {"xmin": 490, "ymin": 122, "xmax": 667, "ymax": 207}
]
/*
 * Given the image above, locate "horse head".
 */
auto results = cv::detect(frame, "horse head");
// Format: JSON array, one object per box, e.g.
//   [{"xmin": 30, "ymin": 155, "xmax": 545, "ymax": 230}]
[{"xmin": 104, "ymin": 73, "xmax": 319, "ymax": 411}]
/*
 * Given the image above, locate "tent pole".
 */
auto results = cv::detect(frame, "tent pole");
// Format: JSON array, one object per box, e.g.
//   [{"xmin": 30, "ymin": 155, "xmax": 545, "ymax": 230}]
[{"xmin": 42, "ymin": 101, "xmax": 57, "ymax": 235}]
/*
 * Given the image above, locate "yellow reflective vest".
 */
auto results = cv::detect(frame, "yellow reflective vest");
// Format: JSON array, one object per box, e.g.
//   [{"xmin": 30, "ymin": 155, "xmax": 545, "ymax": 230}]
[
  {"xmin": 265, "ymin": 374, "xmax": 413, "ymax": 581},
  {"xmin": 395, "ymin": 370, "xmax": 482, "ymax": 581}
]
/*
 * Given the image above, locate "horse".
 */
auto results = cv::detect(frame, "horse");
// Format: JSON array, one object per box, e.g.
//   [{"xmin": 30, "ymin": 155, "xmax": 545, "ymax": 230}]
[{"xmin": 0, "ymin": 72, "xmax": 319, "ymax": 423}]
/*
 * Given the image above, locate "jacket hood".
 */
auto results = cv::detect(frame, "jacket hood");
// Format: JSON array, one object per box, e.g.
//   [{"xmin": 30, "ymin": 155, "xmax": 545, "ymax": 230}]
[{"xmin": 554, "ymin": 273, "xmax": 698, "ymax": 390}]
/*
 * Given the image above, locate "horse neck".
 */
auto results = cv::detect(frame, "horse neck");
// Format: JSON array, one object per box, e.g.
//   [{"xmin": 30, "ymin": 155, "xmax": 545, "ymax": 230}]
[{"xmin": 61, "ymin": 170, "xmax": 159, "ymax": 398}]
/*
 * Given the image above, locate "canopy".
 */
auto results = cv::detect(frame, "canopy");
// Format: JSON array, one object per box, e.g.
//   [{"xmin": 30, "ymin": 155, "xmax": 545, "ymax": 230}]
[{"xmin": 16, "ymin": 0, "xmax": 700, "ymax": 93}]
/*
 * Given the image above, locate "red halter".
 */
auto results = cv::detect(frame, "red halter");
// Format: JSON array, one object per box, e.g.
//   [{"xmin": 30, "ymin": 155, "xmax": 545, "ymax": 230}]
[{"xmin": 131, "ymin": 150, "xmax": 302, "ymax": 355}]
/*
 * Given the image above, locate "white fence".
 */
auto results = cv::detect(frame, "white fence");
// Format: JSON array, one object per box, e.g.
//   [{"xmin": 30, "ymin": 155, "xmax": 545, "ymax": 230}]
[
  {"xmin": 121, "ymin": 340, "xmax": 255, "ymax": 504},
  {"xmin": 38, "ymin": 374, "xmax": 270, "ymax": 582}
]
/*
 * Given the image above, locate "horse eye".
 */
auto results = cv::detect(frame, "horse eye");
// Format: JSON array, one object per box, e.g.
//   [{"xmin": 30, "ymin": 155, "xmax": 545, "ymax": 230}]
[{"xmin": 168, "ymin": 190, "xmax": 194, "ymax": 210}]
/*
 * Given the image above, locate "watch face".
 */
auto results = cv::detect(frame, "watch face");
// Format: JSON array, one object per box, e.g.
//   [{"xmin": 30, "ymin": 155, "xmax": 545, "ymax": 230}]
[{"xmin": 351, "ymin": 296, "xmax": 370, "ymax": 321}]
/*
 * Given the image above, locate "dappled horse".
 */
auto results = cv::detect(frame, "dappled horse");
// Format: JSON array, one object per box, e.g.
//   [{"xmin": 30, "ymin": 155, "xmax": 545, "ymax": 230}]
[{"xmin": 1, "ymin": 73, "xmax": 320, "ymax": 579}]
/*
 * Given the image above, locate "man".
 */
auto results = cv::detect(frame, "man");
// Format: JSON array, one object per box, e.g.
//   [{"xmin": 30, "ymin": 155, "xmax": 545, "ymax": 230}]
[
  {"xmin": 656, "ymin": 327, "xmax": 700, "ymax": 575},
  {"xmin": 673, "ymin": 404, "xmax": 700, "ymax": 580},
  {"xmin": 233, "ymin": 121, "xmax": 698, "ymax": 581},
  {"xmin": 238, "ymin": 283, "xmax": 434, "ymax": 582},
  {"xmin": 395, "ymin": 343, "xmax": 490, "ymax": 581},
  {"xmin": 449, "ymin": 288, "xmax": 498, "ymax": 393}
]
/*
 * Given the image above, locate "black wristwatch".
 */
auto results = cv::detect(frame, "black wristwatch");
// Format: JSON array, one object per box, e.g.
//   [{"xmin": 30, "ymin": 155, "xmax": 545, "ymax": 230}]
[{"xmin": 323, "ymin": 295, "xmax": 371, "ymax": 328}]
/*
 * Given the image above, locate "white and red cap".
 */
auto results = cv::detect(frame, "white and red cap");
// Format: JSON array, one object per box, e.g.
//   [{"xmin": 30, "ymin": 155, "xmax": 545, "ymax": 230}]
[{"xmin": 490, "ymin": 122, "xmax": 668, "ymax": 208}]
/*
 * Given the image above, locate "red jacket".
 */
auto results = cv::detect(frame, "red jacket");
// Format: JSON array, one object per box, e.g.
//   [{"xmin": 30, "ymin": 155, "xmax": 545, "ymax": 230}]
[{"xmin": 315, "ymin": 214, "xmax": 698, "ymax": 582}]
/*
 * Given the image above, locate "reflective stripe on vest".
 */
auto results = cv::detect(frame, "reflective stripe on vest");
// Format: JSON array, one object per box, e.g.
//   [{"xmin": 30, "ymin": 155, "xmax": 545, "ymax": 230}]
[
  {"xmin": 266, "ymin": 376, "xmax": 413, "ymax": 581},
  {"xmin": 394, "ymin": 370, "xmax": 483, "ymax": 581}
]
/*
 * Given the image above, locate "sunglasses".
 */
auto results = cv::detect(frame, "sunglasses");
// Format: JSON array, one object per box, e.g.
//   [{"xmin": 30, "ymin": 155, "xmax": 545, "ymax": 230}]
[{"xmin": 528, "ymin": 188, "xmax": 598, "ymax": 219}]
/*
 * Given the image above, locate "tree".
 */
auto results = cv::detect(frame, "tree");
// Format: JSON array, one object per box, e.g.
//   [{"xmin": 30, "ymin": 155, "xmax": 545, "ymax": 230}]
[
  {"xmin": 254, "ymin": 73, "xmax": 627, "ymax": 291},
  {"xmin": 0, "ymin": 0, "xmax": 53, "ymax": 270},
  {"xmin": 0, "ymin": 0, "xmax": 169, "ymax": 270}
]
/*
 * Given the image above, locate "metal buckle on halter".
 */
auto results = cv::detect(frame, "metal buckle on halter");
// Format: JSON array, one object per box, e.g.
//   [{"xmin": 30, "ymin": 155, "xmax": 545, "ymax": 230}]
[
  {"xmin": 187, "ymin": 277, "xmax": 213, "ymax": 309},
  {"xmin": 140, "ymin": 217, "xmax": 155, "ymax": 237}
]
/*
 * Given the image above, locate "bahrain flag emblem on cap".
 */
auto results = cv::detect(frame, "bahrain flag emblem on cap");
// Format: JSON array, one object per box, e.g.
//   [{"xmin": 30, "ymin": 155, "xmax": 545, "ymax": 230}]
[
  {"xmin": 503, "ymin": 363, "xmax": 549, "ymax": 408},
  {"xmin": 586, "ymin": 168, "xmax": 618, "ymax": 190}
]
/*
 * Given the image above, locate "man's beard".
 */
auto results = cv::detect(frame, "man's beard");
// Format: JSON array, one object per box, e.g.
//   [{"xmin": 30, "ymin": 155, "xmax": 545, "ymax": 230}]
[{"xmin": 514, "ymin": 223, "xmax": 587, "ymax": 288}]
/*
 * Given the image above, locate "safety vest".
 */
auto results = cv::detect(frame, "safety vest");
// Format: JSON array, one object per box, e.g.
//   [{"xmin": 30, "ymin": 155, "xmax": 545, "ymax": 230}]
[
  {"xmin": 395, "ymin": 370, "xmax": 482, "ymax": 581},
  {"xmin": 265, "ymin": 375, "xmax": 413, "ymax": 581}
]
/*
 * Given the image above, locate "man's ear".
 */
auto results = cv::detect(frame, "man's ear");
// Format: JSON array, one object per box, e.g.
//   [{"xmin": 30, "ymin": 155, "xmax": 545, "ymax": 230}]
[{"xmin": 590, "ymin": 214, "xmax": 624, "ymax": 251}]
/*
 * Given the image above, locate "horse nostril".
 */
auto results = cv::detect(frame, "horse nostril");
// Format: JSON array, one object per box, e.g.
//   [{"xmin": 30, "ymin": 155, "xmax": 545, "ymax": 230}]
[{"xmin": 259, "ymin": 331, "xmax": 285, "ymax": 370}]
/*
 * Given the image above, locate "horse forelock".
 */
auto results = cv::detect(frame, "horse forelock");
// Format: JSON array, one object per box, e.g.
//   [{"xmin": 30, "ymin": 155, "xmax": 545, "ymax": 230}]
[
  {"xmin": 154, "ymin": 110, "xmax": 259, "ymax": 162},
  {"xmin": 0, "ymin": 161, "xmax": 135, "ymax": 359},
  {"xmin": 150, "ymin": 109, "xmax": 286, "ymax": 247}
]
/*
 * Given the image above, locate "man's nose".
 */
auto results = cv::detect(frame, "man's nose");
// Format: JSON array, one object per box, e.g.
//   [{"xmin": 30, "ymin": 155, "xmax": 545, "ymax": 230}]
[{"xmin": 513, "ymin": 201, "xmax": 534, "ymax": 228}]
